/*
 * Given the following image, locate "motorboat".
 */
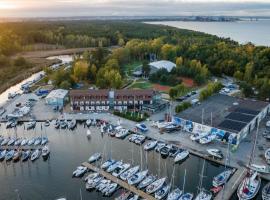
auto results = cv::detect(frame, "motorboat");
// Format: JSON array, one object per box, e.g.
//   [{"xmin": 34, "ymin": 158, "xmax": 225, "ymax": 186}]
[
  {"xmin": 54, "ymin": 120, "xmax": 60, "ymax": 129},
  {"xmin": 167, "ymin": 188, "xmax": 182, "ymax": 200},
  {"xmin": 207, "ymin": 149, "xmax": 223, "ymax": 159},
  {"xmin": 169, "ymin": 146, "xmax": 179, "ymax": 157},
  {"xmin": 88, "ymin": 152, "xmax": 101, "ymax": 163},
  {"xmin": 31, "ymin": 149, "xmax": 41, "ymax": 161},
  {"xmin": 27, "ymin": 138, "xmax": 35, "ymax": 146},
  {"xmin": 179, "ymin": 193, "xmax": 194, "ymax": 200},
  {"xmin": 21, "ymin": 138, "xmax": 28, "ymax": 146},
  {"xmin": 194, "ymin": 190, "xmax": 212, "ymax": 200},
  {"xmin": 190, "ymin": 132, "xmax": 208, "ymax": 141},
  {"xmin": 5, "ymin": 150, "xmax": 15, "ymax": 161},
  {"xmin": 44, "ymin": 120, "xmax": 50, "ymax": 127},
  {"xmin": 85, "ymin": 119, "xmax": 92, "ymax": 127},
  {"xmin": 237, "ymin": 171, "xmax": 261, "ymax": 200},
  {"xmin": 249, "ymin": 164, "xmax": 270, "ymax": 174},
  {"xmin": 112, "ymin": 163, "xmax": 131, "ymax": 177},
  {"xmin": 1, "ymin": 138, "xmax": 9, "ymax": 146},
  {"xmin": 160, "ymin": 145, "xmax": 172, "ymax": 157},
  {"xmin": 174, "ymin": 149, "xmax": 189, "ymax": 163},
  {"xmin": 26, "ymin": 120, "xmax": 36, "ymax": 130},
  {"xmin": 115, "ymin": 128, "xmax": 129, "ymax": 139},
  {"xmin": 107, "ymin": 160, "xmax": 123, "ymax": 173},
  {"xmin": 144, "ymin": 140, "xmax": 158, "ymax": 151},
  {"xmin": 265, "ymin": 148, "xmax": 270, "ymax": 164},
  {"xmin": 22, "ymin": 150, "xmax": 31, "ymax": 161},
  {"xmin": 0, "ymin": 150, "xmax": 7, "ymax": 161},
  {"xmin": 86, "ymin": 176, "xmax": 103, "ymax": 190},
  {"xmin": 14, "ymin": 138, "xmax": 22, "ymax": 146},
  {"xmin": 146, "ymin": 177, "xmax": 166, "ymax": 194},
  {"xmin": 68, "ymin": 120, "xmax": 76, "ymax": 130},
  {"xmin": 163, "ymin": 124, "xmax": 180, "ymax": 133},
  {"xmin": 129, "ymin": 134, "xmax": 139, "ymax": 142},
  {"xmin": 212, "ymin": 169, "xmax": 234, "ymax": 187},
  {"xmin": 7, "ymin": 138, "xmax": 16, "ymax": 146},
  {"xmin": 136, "ymin": 123, "xmax": 148, "ymax": 132},
  {"xmin": 199, "ymin": 134, "xmax": 216, "ymax": 144},
  {"xmin": 84, "ymin": 172, "xmax": 99, "ymax": 182},
  {"xmin": 13, "ymin": 151, "xmax": 22, "ymax": 162},
  {"xmin": 115, "ymin": 191, "xmax": 131, "ymax": 200},
  {"xmin": 155, "ymin": 142, "xmax": 166, "ymax": 153},
  {"xmin": 60, "ymin": 120, "xmax": 67, "ymax": 129},
  {"xmin": 42, "ymin": 145, "xmax": 50, "ymax": 157},
  {"xmin": 262, "ymin": 182, "xmax": 270, "ymax": 200},
  {"xmin": 72, "ymin": 166, "xmax": 87, "ymax": 177},
  {"xmin": 155, "ymin": 184, "xmax": 171, "ymax": 199},
  {"xmin": 34, "ymin": 137, "xmax": 42, "ymax": 146},
  {"xmin": 120, "ymin": 165, "xmax": 140, "ymax": 181},
  {"xmin": 101, "ymin": 159, "xmax": 116, "ymax": 170},
  {"xmin": 134, "ymin": 135, "xmax": 146, "ymax": 145},
  {"xmin": 41, "ymin": 137, "xmax": 48, "ymax": 145},
  {"xmin": 127, "ymin": 170, "xmax": 148, "ymax": 185},
  {"xmin": 104, "ymin": 183, "xmax": 118, "ymax": 196}
]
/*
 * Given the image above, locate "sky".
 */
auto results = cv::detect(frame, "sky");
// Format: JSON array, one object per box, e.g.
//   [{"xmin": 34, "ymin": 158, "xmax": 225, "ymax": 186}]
[{"xmin": 0, "ymin": 0, "xmax": 270, "ymax": 18}]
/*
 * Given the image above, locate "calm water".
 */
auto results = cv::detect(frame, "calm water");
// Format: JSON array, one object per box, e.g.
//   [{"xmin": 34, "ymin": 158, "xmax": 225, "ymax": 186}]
[
  {"xmin": 146, "ymin": 20, "xmax": 270, "ymax": 46},
  {"xmin": 0, "ymin": 122, "xmax": 224, "ymax": 200}
]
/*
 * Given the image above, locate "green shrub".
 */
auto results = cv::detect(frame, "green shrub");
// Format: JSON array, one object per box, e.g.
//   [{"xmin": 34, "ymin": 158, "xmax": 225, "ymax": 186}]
[{"xmin": 175, "ymin": 101, "xmax": 192, "ymax": 113}]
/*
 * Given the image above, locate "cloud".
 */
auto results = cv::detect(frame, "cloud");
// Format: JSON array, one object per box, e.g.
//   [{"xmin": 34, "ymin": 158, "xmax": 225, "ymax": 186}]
[{"xmin": 0, "ymin": 0, "xmax": 270, "ymax": 17}]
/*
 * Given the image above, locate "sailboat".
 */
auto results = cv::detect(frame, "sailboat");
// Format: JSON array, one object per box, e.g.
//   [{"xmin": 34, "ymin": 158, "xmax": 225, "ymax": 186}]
[
  {"xmin": 262, "ymin": 182, "xmax": 270, "ymax": 200},
  {"xmin": 237, "ymin": 124, "xmax": 261, "ymax": 200},
  {"xmin": 194, "ymin": 160, "xmax": 212, "ymax": 200}
]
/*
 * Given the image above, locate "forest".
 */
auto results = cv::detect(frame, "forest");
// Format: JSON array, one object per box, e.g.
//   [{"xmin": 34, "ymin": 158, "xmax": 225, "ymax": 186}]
[{"xmin": 0, "ymin": 20, "xmax": 269, "ymax": 100}]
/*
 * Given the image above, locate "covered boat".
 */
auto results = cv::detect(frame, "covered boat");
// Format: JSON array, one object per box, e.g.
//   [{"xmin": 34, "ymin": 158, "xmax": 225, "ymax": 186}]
[
  {"xmin": 127, "ymin": 170, "xmax": 148, "ymax": 185},
  {"xmin": 212, "ymin": 169, "xmax": 234, "ymax": 187},
  {"xmin": 174, "ymin": 150, "xmax": 189, "ymax": 163}
]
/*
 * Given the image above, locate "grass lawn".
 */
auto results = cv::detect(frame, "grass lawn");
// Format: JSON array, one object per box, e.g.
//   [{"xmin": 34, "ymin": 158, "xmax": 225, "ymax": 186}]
[
  {"xmin": 124, "ymin": 61, "xmax": 142, "ymax": 75},
  {"xmin": 129, "ymin": 81, "xmax": 153, "ymax": 89}
]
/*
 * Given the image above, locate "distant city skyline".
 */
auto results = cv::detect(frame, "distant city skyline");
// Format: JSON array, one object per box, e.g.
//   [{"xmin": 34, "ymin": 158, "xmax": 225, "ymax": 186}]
[{"xmin": 0, "ymin": 0, "xmax": 270, "ymax": 18}]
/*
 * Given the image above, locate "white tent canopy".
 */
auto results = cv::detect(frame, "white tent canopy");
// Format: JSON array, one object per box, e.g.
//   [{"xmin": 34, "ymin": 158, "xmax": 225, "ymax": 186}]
[{"xmin": 149, "ymin": 60, "xmax": 176, "ymax": 72}]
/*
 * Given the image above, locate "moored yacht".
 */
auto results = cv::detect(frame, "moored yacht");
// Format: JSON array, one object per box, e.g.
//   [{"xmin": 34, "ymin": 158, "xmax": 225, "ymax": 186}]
[
  {"xmin": 1, "ymin": 138, "xmax": 9, "ymax": 146},
  {"xmin": 31, "ymin": 149, "xmax": 41, "ymax": 161},
  {"xmin": 34, "ymin": 137, "xmax": 42, "ymax": 146},
  {"xmin": 212, "ymin": 169, "xmax": 234, "ymax": 187},
  {"xmin": 21, "ymin": 138, "xmax": 28, "ymax": 146},
  {"xmin": 206, "ymin": 149, "xmax": 223, "ymax": 159},
  {"xmin": 144, "ymin": 140, "xmax": 158, "ymax": 151},
  {"xmin": 174, "ymin": 149, "xmax": 189, "ymax": 163},
  {"xmin": 88, "ymin": 152, "xmax": 101, "ymax": 163},
  {"xmin": 194, "ymin": 190, "xmax": 212, "ymax": 200},
  {"xmin": 41, "ymin": 137, "xmax": 48, "ymax": 145},
  {"xmin": 5, "ymin": 150, "xmax": 15, "ymax": 161},
  {"xmin": 107, "ymin": 160, "xmax": 123, "ymax": 173},
  {"xmin": 237, "ymin": 171, "xmax": 261, "ymax": 200},
  {"xmin": 22, "ymin": 150, "xmax": 31, "ymax": 161},
  {"xmin": 13, "ymin": 150, "xmax": 22, "ymax": 162},
  {"xmin": 155, "ymin": 184, "xmax": 171, "ymax": 199},
  {"xmin": 179, "ymin": 193, "xmax": 194, "ymax": 200},
  {"xmin": 42, "ymin": 145, "xmax": 50, "ymax": 157},
  {"xmin": 167, "ymin": 188, "xmax": 182, "ymax": 200},
  {"xmin": 84, "ymin": 172, "xmax": 99, "ymax": 182},
  {"xmin": 265, "ymin": 148, "xmax": 270, "ymax": 164},
  {"xmin": 104, "ymin": 183, "xmax": 118, "ymax": 196},
  {"xmin": 72, "ymin": 166, "xmax": 87, "ymax": 177},
  {"xmin": 120, "ymin": 165, "xmax": 140, "ymax": 181},
  {"xmin": 101, "ymin": 159, "xmax": 116, "ymax": 170},
  {"xmin": 146, "ymin": 177, "xmax": 166, "ymax": 194},
  {"xmin": 7, "ymin": 138, "xmax": 16, "ymax": 146},
  {"xmin": 28, "ymin": 138, "xmax": 35, "ymax": 146},
  {"xmin": 112, "ymin": 163, "xmax": 131, "ymax": 177},
  {"xmin": 137, "ymin": 174, "xmax": 156, "ymax": 189},
  {"xmin": 127, "ymin": 170, "xmax": 148, "ymax": 185},
  {"xmin": 0, "ymin": 150, "xmax": 7, "ymax": 160}
]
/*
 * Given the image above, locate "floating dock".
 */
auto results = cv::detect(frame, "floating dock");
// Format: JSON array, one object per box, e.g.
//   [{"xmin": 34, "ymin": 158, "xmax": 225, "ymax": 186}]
[
  {"xmin": 214, "ymin": 167, "xmax": 247, "ymax": 200},
  {"xmin": 82, "ymin": 162, "xmax": 156, "ymax": 200}
]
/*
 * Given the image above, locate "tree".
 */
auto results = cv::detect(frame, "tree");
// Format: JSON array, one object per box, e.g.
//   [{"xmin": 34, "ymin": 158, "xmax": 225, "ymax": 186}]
[
  {"xmin": 73, "ymin": 60, "xmax": 89, "ymax": 81},
  {"xmin": 161, "ymin": 44, "xmax": 176, "ymax": 61},
  {"xmin": 88, "ymin": 64, "xmax": 97, "ymax": 82},
  {"xmin": 239, "ymin": 81, "xmax": 253, "ymax": 97},
  {"xmin": 233, "ymin": 70, "xmax": 243, "ymax": 81},
  {"xmin": 105, "ymin": 59, "xmax": 120, "ymax": 70},
  {"xmin": 169, "ymin": 87, "xmax": 178, "ymax": 100},
  {"xmin": 60, "ymin": 80, "xmax": 71, "ymax": 89},
  {"xmin": 96, "ymin": 67, "xmax": 123, "ymax": 89},
  {"xmin": 176, "ymin": 57, "xmax": 183, "ymax": 68},
  {"xmin": 244, "ymin": 62, "xmax": 254, "ymax": 83},
  {"xmin": 142, "ymin": 61, "xmax": 151, "ymax": 77}
]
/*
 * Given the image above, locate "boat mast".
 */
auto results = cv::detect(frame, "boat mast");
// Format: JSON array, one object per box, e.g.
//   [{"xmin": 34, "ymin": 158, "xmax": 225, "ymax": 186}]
[
  {"xmin": 80, "ymin": 188, "xmax": 83, "ymax": 200},
  {"xmin": 197, "ymin": 159, "xmax": 206, "ymax": 195},
  {"xmin": 182, "ymin": 168, "xmax": 187, "ymax": 193}
]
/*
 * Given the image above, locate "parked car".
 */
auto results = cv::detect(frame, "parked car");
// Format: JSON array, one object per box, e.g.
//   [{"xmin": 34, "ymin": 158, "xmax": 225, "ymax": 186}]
[{"xmin": 136, "ymin": 123, "xmax": 148, "ymax": 132}]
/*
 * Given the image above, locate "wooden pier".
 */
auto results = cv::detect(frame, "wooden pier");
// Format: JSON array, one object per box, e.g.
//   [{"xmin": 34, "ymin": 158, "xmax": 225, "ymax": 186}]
[
  {"xmin": 82, "ymin": 162, "xmax": 156, "ymax": 200},
  {"xmin": 214, "ymin": 167, "xmax": 247, "ymax": 200}
]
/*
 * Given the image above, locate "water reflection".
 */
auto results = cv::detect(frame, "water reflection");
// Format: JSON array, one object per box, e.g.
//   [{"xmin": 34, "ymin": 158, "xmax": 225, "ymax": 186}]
[{"xmin": 0, "ymin": 122, "xmax": 224, "ymax": 200}]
